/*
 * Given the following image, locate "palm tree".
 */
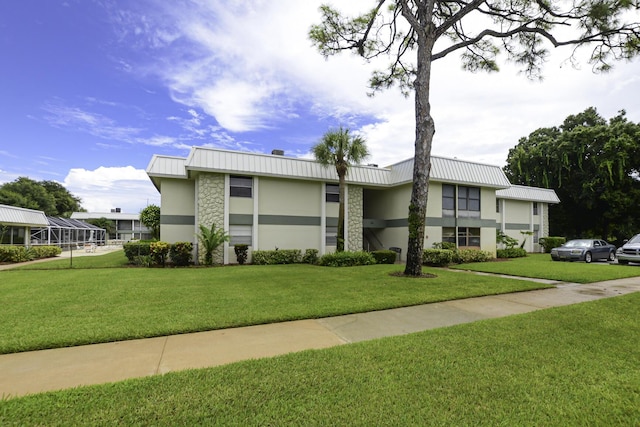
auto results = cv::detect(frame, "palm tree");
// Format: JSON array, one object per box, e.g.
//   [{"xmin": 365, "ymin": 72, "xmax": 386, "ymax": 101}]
[
  {"xmin": 196, "ymin": 223, "xmax": 230, "ymax": 265},
  {"xmin": 312, "ymin": 127, "xmax": 369, "ymax": 252}
]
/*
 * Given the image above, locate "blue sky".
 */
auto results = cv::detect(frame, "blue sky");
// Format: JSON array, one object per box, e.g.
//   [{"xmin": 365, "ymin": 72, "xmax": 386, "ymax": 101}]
[{"xmin": 1, "ymin": 0, "xmax": 639, "ymax": 213}]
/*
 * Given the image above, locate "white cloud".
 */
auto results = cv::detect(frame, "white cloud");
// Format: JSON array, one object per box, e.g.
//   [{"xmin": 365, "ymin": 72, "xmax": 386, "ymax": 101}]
[
  {"xmin": 116, "ymin": 0, "xmax": 640, "ymax": 167},
  {"xmin": 63, "ymin": 166, "xmax": 160, "ymax": 213}
]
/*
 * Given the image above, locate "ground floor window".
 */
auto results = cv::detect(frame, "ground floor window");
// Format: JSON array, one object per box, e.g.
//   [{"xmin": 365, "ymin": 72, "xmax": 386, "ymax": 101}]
[
  {"xmin": 442, "ymin": 227, "xmax": 456, "ymax": 245},
  {"xmin": 229, "ymin": 225, "xmax": 252, "ymax": 246},
  {"xmin": 457, "ymin": 227, "xmax": 480, "ymax": 247},
  {"xmin": 0, "ymin": 226, "xmax": 25, "ymax": 245},
  {"xmin": 326, "ymin": 225, "xmax": 337, "ymax": 246}
]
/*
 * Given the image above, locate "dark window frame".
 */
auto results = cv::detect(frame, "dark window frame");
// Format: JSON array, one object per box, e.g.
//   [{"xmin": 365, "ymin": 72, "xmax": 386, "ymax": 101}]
[
  {"xmin": 326, "ymin": 184, "xmax": 340, "ymax": 203},
  {"xmin": 230, "ymin": 176, "xmax": 253, "ymax": 198}
]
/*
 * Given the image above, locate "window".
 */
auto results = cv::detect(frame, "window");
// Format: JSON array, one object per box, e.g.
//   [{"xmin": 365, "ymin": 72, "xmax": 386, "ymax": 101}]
[
  {"xmin": 442, "ymin": 184, "xmax": 455, "ymax": 217},
  {"xmin": 326, "ymin": 226, "xmax": 337, "ymax": 246},
  {"xmin": 534, "ymin": 230, "xmax": 539, "ymax": 244},
  {"xmin": 458, "ymin": 186, "xmax": 480, "ymax": 218},
  {"xmin": 533, "ymin": 202, "xmax": 539, "ymax": 215},
  {"xmin": 230, "ymin": 176, "xmax": 253, "ymax": 198},
  {"xmin": 496, "ymin": 199, "xmax": 500, "ymax": 213},
  {"xmin": 457, "ymin": 227, "xmax": 480, "ymax": 247},
  {"xmin": 326, "ymin": 184, "xmax": 340, "ymax": 203},
  {"xmin": 229, "ymin": 225, "xmax": 252, "ymax": 246},
  {"xmin": 442, "ymin": 227, "xmax": 456, "ymax": 245}
]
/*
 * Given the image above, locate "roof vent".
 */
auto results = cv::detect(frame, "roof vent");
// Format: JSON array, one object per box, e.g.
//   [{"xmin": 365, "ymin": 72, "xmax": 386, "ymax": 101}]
[
  {"xmin": 367, "ymin": 163, "xmax": 379, "ymax": 168},
  {"xmin": 271, "ymin": 149, "xmax": 285, "ymax": 156}
]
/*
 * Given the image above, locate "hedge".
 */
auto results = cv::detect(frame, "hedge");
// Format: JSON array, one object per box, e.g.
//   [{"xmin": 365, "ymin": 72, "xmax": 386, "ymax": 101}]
[
  {"xmin": 496, "ymin": 248, "xmax": 527, "ymax": 258},
  {"xmin": 0, "ymin": 245, "xmax": 61, "ymax": 263},
  {"xmin": 423, "ymin": 249, "xmax": 455, "ymax": 267},
  {"xmin": 318, "ymin": 251, "xmax": 376, "ymax": 267},
  {"xmin": 371, "ymin": 250, "xmax": 397, "ymax": 264},
  {"xmin": 252, "ymin": 249, "xmax": 302, "ymax": 265}
]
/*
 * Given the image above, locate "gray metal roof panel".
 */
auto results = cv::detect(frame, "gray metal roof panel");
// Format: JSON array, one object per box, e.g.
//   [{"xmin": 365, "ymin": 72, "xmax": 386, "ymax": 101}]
[
  {"xmin": 0, "ymin": 204, "xmax": 49, "ymax": 226},
  {"xmin": 186, "ymin": 147, "xmax": 389, "ymax": 185},
  {"xmin": 496, "ymin": 185, "xmax": 560, "ymax": 203},
  {"xmin": 148, "ymin": 147, "xmax": 511, "ymax": 190},
  {"xmin": 146, "ymin": 155, "xmax": 188, "ymax": 178},
  {"xmin": 387, "ymin": 156, "xmax": 511, "ymax": 188}
]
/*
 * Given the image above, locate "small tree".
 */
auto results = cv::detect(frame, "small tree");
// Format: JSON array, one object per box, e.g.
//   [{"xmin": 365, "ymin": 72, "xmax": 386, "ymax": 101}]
[
  {"xmin": 197, "ymin": 223, "xmax": 230, "ymax": 265},
  {"xmin": 140, "ymin": 205, "xmax": 160, "ymax": 240},
  {"xmin": 312, "ymin": 127, "xmax": 369, "ymax": 252}
]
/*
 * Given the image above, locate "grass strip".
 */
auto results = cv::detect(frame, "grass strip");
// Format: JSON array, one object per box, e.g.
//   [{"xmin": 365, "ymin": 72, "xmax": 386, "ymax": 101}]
[
  {"xmin": 1, "ymin": 293, "xmax": 638, "ymax": 425},
  {"xmin": 452, "ymin": 253, "xmax": 640, "ymax": 283},
  {"xmin": 0, "ymin": 263, "xmax": 551, "ymax": 354}
]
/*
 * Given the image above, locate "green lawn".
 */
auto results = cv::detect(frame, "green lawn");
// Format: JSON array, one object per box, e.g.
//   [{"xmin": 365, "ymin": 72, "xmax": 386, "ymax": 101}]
[
  {"xmin": 0, "ymin": 259, "xmax": 552, "ymax": 354},
  {"xmin": 1, "ymin": 293, "xmax": 638, "ymax": 425},
  {"xmin": 10, "ymin": 249, "xmax": 130, "ymax": 270},
  {"xmin": 452, "ymin": 253, "xmax": 640, "ymax": 283}
]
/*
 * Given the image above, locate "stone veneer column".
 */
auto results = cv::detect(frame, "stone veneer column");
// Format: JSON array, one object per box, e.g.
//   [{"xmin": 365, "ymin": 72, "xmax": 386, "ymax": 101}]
[
  {"xmin": 197, "ymin": 173, "xmax": 225, "ymax": 264},
  {"xmin": 347, "ymin": 185, "xmax": 363, "ymax": 251}
]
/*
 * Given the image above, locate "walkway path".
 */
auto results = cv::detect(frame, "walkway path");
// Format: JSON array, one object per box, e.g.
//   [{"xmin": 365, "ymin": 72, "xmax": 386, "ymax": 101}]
[{"xmin": 1, "ymin": 275, "xmax": 638, "ymax": 399}]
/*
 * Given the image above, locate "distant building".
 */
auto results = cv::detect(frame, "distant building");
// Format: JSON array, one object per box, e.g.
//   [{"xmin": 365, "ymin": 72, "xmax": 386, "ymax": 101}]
[
  {"xmin": 71, "ymin": 210, "xmax": 152, "ymax": 241},
  {"xmin": 1, "ymin": 204, "xmax": 106, "ymax": 247}
]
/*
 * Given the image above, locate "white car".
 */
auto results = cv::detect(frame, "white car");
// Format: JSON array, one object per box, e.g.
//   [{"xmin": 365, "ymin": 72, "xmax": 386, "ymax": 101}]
[{"xmin": 616, "ymin": 234, "xmax": 640, "ymax": 265}]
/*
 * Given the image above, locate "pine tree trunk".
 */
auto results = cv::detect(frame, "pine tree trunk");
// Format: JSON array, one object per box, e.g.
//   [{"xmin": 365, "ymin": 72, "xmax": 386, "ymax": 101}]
[{"xmin": 404, "ymin": 24, "xmax": 436, "ymax": 276}]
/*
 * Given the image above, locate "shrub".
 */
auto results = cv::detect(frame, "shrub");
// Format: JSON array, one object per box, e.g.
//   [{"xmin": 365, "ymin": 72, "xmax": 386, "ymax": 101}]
[
  {"xmin": 234, "ymin": 244, "xmax": 249, "ymax": 265},
  {"xmin": 252, "ymin": 249, "xmax": 302, "ymax": 265},
  {"xmin": 150, "ymin": 241, "xmax": 170, "ymax": 267},
  {"xmin": 318, "ymin": 251, "xmax": 376, "ymax": 267},
  {"xmin": 432, "ymin": 242, "xmax": 457, "ymax": 250},
  {"xmin": 454, "ymin": 249, "xmax": 493, "ymax": 264},
  {"xmin": 30, "ymin": 246, "xmax": 62, "ymax": 259},
  {"xmin": 496, "ymin": 248, "xmax": 527, "ymax": 258},
  {"xmin": 496, "ymin": 230, "xmax": 519, "ymax": 249},
  {"xmin": 302, "ymin": 249, "xmax": 319, "ymax": 265},
  {"xmin": 123, "ymin": 242, "xmax": 151, "ymax": 263},
  {"xmin": 539, "ymin": 236, "xmax": 566, "ymax": 253},
  {"xmin": 371, "ymin": 250, "xmax": 397, "ymax": 264},
  {"xmin": 132, "ymin": 255, "xmax": 152, "ymax": 267},
  {"xmin": 0, "ymin": 246, "xmax": 33, "ymax": 263},
  {"xmin": 170, "ymin": 242, "xmax": 193, "ymax": 267},
  {"xmin": 423, "ymin": 249, "xmax": 454, "ymax": 267}
]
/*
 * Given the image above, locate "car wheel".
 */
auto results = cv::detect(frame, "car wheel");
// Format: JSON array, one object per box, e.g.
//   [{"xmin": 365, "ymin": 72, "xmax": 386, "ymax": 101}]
[
  {"xmin": 608, "ymin": 251, "xmax": 616, "ymax": 262},
  {"xmin": 585, "ymin": 252, "xmax": 592, "ymax": 263}
]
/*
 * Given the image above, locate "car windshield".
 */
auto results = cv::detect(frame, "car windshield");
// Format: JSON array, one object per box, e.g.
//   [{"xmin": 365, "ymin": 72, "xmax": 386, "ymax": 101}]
[
  {"xmin": 627, "ymin": 235, "xmax": 640, "ymax": 244},
  {"xmin": 564, "ymin": 240, "xmax": 590, "ymax": 248}
]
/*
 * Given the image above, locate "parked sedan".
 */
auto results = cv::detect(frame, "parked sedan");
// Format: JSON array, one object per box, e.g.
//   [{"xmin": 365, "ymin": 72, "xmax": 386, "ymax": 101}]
[
  {"xmin": 550, "ymin": 239, "xmax": 616, "ymax": 263},
  {"xmin": 616, "ymin": 234, "xmax": 640, "ymax": 265}
]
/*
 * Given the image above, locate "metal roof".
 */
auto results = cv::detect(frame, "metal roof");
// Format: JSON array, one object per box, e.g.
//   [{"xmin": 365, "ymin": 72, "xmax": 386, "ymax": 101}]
[
  {"xmin": 71, "ymin": 212, "xmax": 141, "ymax": 221},
  {"xmin": 496, "ymin": 185, "xmax": 560, "ymax": 204},
  {"xmin": 0, "ymin": 204, "xmax": 49, "ymax": 226},
  {"xmin": 46, "ymin": 216, "xmax": 104, "ymax": 230},
  {"xmin": 387, "ymin": 156, "xmax": 511, "ymax": 188},
  {"xmin": 147, "ymin": 146, "xmax": 511, "ymax": 189}
]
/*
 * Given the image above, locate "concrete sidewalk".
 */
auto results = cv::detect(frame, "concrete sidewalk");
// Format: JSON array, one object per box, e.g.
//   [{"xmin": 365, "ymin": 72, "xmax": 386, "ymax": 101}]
[{"xmin": 1, "ymin": 277, "xmax": 639, "ymax": 399}]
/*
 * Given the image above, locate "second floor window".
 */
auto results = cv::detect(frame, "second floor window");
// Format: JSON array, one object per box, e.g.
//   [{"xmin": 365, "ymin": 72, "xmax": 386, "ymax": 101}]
[
  {"xmin": 533, "ymin": 202, "xmax": 539, "ymax": 215},
  {"xmin": 230, "ymin": 176, "xmax": 253, "ymax": 198},
  {"xmin": 442, "ymin": 184, "xmax": 455, "ymax": 217},
  {"xmin": 326, "ymin": 184, "xmax": 340, "ymax": 203},
  {"xmin": 458, "ymin": 186, "xmax": 480, "ymax": 218}
]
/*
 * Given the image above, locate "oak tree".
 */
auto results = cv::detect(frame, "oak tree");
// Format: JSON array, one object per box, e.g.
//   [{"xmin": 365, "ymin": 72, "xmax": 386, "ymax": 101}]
[
  {"xmin": 310, "ymin": 0, "xmax": 640, "ymax": 275},
  {"xmin": 504, "ymin": 107, "xmax": 640, "ymax": 243}
]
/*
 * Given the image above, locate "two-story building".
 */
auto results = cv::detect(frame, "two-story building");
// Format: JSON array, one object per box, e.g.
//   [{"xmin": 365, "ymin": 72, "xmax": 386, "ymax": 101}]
[{"xmin": 146, "ymin": 146, "xmax": 560, "ymax": 264}]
